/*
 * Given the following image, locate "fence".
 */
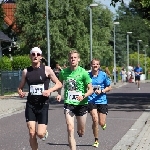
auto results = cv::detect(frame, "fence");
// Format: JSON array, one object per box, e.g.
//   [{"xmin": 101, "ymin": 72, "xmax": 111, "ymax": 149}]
[{"xmin": 0, "ymin": 70, "xmax": 28, "ymax": 96}]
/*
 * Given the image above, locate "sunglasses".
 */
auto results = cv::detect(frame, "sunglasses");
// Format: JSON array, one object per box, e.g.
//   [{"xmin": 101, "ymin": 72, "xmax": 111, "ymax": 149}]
[{"xmin": 31, "ymin": 53, "xmax": 41, "ymax": 56}]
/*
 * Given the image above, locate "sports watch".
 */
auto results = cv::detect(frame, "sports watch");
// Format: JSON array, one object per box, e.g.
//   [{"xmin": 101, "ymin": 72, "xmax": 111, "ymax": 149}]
[{"xmin": 101, "ymin": 89, "xmax": 105, "ymax": 93}]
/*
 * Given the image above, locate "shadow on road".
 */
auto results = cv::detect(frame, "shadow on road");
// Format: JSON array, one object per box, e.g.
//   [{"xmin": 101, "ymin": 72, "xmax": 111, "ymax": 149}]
[
  {"xmin": 49, "ymin": 92, "xmax": 150, "ymax": 112},
  {"xmin": 108, "ymin": 93, "xmax": 150, "ymax": 111},
  {"xmin": 47, "ymin": 143, "xmax": 91, "ymax": 147},
  {"xmin": 47, "ymin": 143, "xmax": 68, "ymax": 146}
]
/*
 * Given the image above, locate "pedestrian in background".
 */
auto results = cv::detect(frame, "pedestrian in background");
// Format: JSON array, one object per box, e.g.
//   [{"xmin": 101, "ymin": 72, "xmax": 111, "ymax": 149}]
[
  {"xmin": 105, "ymin": 67, "xmax": 111, "ymax": 81},
  {"xmin": 121, "ymin": 67, "xmax": 126, "ymax": 82},
  {"xmin": 134, "ymin": 64, "xmax": 143, "ymax": 90},
  {"xmin": 53, "ymin": 63, "xmax": 62, "ymax": 78}
]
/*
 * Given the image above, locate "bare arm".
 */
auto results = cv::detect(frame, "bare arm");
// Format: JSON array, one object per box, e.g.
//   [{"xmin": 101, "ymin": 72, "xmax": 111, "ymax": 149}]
[
  {"xmin": 46, "ymin": 66, "xmax": 62, "ymax": 93},
  {"xmin": 140, "ymin": 71, "xmax": 143, "ymax": 74},
  {"xmin": 17, "ymin": 69, "xmax": 27, "ymax": 97},
  {"xmin": 103, "ymin": 85, "xmax": 112, "ymax": 92},
  {"xmin": 57, "ymin": 80, "xmax": 63, "ymax": 95},
  {"xmin": 84, "ymin": 83, "xmax": 93, "ymax": 98}
]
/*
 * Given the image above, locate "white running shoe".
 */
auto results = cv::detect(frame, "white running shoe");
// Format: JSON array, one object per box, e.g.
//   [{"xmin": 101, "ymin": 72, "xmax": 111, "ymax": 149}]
[
  {"xmin": 138, "ymin": 88, "xmax": 140, "ymax": 90},
  {"xmin": 42, "ymin": 130, "xmax": 48, "ymax": 141}
]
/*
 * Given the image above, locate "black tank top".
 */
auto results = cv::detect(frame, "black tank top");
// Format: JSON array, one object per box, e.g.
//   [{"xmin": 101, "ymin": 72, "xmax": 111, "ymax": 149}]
[{"xmin": 26, "ymin": 64, "xmax": 50, "ymax": 103}]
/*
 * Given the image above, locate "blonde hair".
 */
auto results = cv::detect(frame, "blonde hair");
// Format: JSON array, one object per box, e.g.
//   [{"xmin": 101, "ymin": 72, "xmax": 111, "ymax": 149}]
[
  {"xmin": 68, "ymin": 50, "xmax": 80, "ymax": 58},
  {"xmin": 91, "ymin": 58, "xmax": 100, "ymax": 65}
]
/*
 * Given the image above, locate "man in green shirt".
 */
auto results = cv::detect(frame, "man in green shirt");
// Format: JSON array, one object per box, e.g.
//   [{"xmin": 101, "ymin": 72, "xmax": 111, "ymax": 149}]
[{"xmin": 56, "ymin": 50, "xmax": 93, "ymax": 150}]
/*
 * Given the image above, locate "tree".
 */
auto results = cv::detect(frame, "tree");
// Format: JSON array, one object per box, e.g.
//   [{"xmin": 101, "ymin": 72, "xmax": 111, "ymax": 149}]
[
  {"xmin": 15, "ymin": 0, "xmax": 114, "ymax": 67},
  {"xmin": 113, "ymin": 2, "xmax": 150, "ymax": 67},
  {"xmin": 110, "ymin": 0, "xmax": 124, "ymax": 6}
]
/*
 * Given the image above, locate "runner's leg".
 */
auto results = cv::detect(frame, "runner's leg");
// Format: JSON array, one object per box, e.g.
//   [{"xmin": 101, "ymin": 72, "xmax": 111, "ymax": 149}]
[
  {"xmin": 27, "ymin": 121, "xmax": 38, "ymax": 150},
  {"xmin": 65, "ymin": 109, "xmax": 76, "ymax": 150},
  {"xmin": 76, "ymin": 113, "xmax": 87, "ymax": 137},
  {"xmin": 90, "ymin": 109, "xmax": 99, "ymax": 140}
]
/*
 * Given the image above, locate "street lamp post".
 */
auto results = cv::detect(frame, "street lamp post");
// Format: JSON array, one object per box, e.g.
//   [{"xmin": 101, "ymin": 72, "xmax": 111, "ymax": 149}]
[
  {"xmin": 89, "ymin": 3, "xmax": 98, "ymax": 62},
  {"xmin": 144, "ymin": 45, "xmax": 148, "ymax": 80},
  {"xmin": 137, "ymin": 40, "xmax": 142, "ymax": 64},
  {"xmin": 46, "ymin": 0, "xmax": 50, "ymax": 66},
  {"xmin": 113, "ymin": 22, "xmax": 119, "ymax": 85},
  {"xmin": 127, "ymin": 32, "xmax": 132, "ymax": 73}
]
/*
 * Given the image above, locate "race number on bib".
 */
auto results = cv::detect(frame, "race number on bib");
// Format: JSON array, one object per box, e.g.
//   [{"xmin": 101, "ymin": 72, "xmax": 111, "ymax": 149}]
[
  {"xmin": 68, "ymin": 91, "xmax": 82, "ymax": 101},
  {"xmin": 30, "ymin": 84, "xmax": 44, "ymax": 95}
]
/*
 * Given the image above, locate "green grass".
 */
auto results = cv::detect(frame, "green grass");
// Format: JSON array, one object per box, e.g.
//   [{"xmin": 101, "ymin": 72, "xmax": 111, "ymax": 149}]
[{"xmin": 4, "ymin": 91, "xmax": 16, "ymax": 95}]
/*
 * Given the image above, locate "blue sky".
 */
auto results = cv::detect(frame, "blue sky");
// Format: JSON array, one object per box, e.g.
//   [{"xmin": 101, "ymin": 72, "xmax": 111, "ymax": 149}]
[
  {"xmin": 96, "ymin": 0, "xmax": 131, "ymax": 14},
  {"xmin": 0, "ymin": 0, "xmax": 131, "ymax": 14}
]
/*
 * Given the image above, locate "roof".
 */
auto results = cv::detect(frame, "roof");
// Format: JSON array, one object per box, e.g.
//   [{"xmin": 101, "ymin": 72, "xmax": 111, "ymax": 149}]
[
  {"xmin": 2, "ymin": 3, "xmax": 16, "ymax": 31},
  {"xmin": 0, "ymin": 31, "xmax": 12, "ymax": 42}
]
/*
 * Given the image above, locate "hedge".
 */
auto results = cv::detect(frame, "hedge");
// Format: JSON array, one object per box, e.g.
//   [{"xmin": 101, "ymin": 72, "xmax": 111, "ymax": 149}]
[
  {"xmin": 12, "ymin": 55, "xmax": 31, "ymax": 70},
  {"xmin": 0, "ymin": 56, "xmax": 12, "ymax": 71},
  {"xmin": 0, "ymin": 55, "xmax": 31, "ymax": 71},
  {"xmin": 0, "ymin": 53, "xmax": 150, "ymax": 75}
]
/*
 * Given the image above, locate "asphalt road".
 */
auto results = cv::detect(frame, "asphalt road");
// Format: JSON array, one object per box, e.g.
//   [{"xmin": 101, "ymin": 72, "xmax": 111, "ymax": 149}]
[{"xmin": 0, "ymin": 82, "xmax": 150, "ymax": 150}]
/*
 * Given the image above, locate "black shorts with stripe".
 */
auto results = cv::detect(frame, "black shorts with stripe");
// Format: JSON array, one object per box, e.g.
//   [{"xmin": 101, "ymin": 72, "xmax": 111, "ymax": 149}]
[{"xmin": 64, "ymin": 103, "xmax": 88, "ymax": 116}]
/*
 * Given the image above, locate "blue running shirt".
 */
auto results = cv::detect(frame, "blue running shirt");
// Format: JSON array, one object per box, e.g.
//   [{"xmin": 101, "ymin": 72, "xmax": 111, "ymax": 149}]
[
  {"xmin": 134, "ymin": 67, "xmax": 143, "ymax": 76},
  {"xmin": 88, "ymin": 71, "xmax": 111, "ymax": 104}
]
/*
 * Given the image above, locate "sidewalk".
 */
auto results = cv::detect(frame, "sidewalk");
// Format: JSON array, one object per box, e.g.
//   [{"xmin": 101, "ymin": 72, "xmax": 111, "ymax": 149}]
[
  {"xmin": 112, "ymin": 111, "xmax": 150, "ymax": 150},
  {"xmin": 112, "ymin": 80, "xmax": 150, "ymax": 150}
]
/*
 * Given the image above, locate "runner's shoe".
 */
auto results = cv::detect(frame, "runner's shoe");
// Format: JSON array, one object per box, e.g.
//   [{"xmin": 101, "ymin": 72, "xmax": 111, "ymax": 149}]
[
  {"xmin": 92, "ymin": 141, "xmax": 99, "ymax": 148},
  {"xmin": 101, "ymin": 124, "xmax": 106, "ymax": 130},
  {"xmin": 42, "ymin": 130, "xmax": 48, "ymax": 141}
]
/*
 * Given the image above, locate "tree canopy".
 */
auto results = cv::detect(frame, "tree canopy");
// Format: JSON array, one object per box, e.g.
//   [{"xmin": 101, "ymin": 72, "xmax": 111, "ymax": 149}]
[
  {"xmin": 113, "ymin": 1, "xmax": 150, "ymax": 67},
  {"xmin": 15, "ymin": 0, "xmax": 114, "ymax": 67}
]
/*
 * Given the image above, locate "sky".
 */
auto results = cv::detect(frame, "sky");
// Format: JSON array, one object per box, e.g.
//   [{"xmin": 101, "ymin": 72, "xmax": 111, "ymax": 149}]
[
  {"xmin": 0, "ymin": 0, "xmax": 131, "ymax": 14},
  {"xmin": 96, "ymin": 0, "xmax": 131, "ymax": 14}
]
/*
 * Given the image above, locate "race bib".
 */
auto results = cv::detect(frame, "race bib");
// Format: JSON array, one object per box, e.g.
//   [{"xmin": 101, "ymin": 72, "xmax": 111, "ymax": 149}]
[
  {"xmin": 30, "ymin": 84, "xmax": 44, "ymax": 95},
  {"xmin": 67, "ymin": 91, "xmax": 82, "ymax": 101},
  {"xmin": 93, "ymin": 85, "xmax": 101, "ymax": 91}
]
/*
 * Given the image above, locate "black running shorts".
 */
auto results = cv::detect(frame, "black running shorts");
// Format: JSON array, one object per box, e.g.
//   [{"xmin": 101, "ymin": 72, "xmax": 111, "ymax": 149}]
[
  {"xmin": 135, "ymin": 76, "xmax": 140, "ymax": 81},
  {"xmin": 25, "ymin": 102, "xmax": 49, "ymax": 125},
  {"xmin": 88, "ymin": 103, "xmax": 108, "ymax": 115},
  {"xmin": 64, "ymin": 103, "xmax": 88, "ymax": 116}
]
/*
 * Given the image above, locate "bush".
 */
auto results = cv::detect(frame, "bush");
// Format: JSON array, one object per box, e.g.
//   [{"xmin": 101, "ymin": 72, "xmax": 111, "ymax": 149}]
[
  {"xmin": 0, "ymin": 56, "xmax": 12, "ymax": 71},
  {"xmin": 12, "ymin": 55, "xmax": 31, "ymax": 70}
]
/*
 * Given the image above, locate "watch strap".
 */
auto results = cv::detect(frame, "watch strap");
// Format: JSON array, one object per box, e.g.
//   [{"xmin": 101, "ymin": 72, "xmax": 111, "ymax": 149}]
[{"xmin": 101, "ymin": 89, "xmax": 105, "ymax": 93}]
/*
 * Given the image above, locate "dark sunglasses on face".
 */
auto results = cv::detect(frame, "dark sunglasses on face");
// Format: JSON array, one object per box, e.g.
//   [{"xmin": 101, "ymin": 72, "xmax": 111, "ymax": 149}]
[{"xmin": 31, "ymin": 53, "xmax": 41, "ymax": 56}]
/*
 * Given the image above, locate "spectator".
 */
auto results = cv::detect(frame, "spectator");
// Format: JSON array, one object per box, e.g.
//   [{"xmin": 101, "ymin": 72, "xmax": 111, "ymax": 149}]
[
  {"xmin": 40, "ymin": 57, "xmax": 47, "ymax": 66},
  {"xmin": 105, "ymin": 67, "xmax": 111, "ymax": 79},
  {"xmin": 121, "ymin": 67, "xmax": 126, "ymax": 82},
  {"xmin": 113, "ymin": 68, "xmax": 118, "ymax": 82},
  {"xmin": 53, "ymin": 63, "xmax": 62, "ymax": 78}
]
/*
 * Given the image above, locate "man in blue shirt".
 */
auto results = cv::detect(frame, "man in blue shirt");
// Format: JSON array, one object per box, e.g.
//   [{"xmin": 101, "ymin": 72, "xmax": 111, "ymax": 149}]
[
  {"xmin": 134, "ymin": 64, "xmax": 143, "ymax": 90},
  {"xmin": 88, "ymin": 59, "xmax": 111, "ymax": 148}
]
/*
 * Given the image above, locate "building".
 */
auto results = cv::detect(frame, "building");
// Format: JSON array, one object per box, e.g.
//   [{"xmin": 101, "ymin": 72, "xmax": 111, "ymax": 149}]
[{"xmin": 0, "ymin": 0, "xmax": 16, "ymax": 57}]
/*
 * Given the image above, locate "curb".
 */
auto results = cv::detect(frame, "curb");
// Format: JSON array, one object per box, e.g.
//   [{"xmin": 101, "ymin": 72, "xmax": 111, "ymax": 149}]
[
  {"xmin": 129, "ymin": 113, "xmax": 150, "ymax": 150},
  {"xmin": 112, "ymin": 111, "xmax": 150, "ymax": 150}
]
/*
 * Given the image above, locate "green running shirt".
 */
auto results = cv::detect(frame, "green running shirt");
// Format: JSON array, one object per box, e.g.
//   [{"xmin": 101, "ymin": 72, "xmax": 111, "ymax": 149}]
[{"xmin": 59, "ymin": 66, "xmax": 91, "ymax": 105}]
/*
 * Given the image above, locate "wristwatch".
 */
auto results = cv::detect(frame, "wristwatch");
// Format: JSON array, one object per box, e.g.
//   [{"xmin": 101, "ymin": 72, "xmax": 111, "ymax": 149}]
[{"xmin": 101, "ymin": 89, "xmax": 105, "ymax": 93}]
